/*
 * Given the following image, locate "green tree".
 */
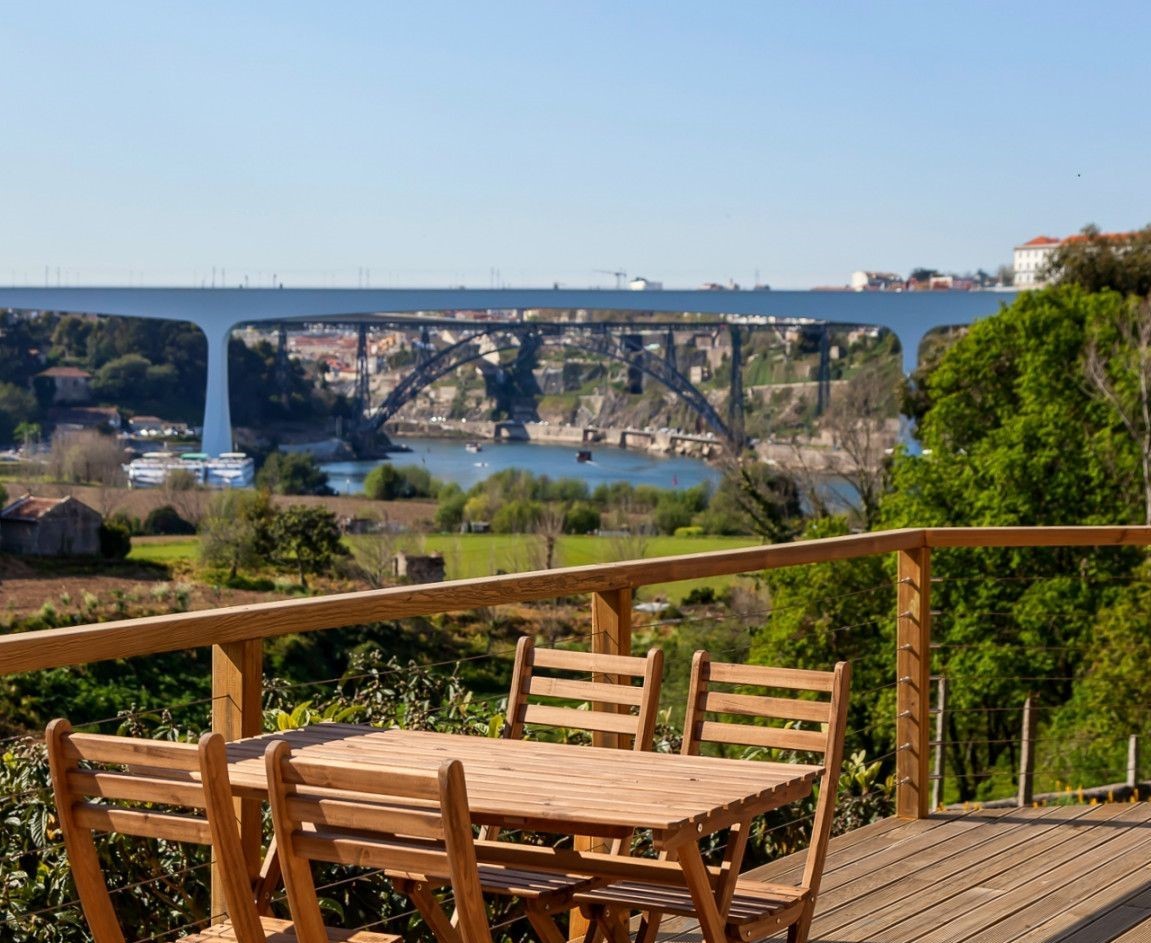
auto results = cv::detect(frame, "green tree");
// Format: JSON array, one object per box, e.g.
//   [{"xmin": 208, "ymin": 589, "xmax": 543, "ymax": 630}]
[
  {"xmin": 0, "ymin": 384, "xmax": 37, "ymax": 444},
  {"xmin": 363, "ymin": 463, "xmax": 434, "ymax": 500},
  {"xmin": 883, "ymin": 285, "xmax": 1143, "ymax": 798},
  {"xmin": 751, "ymin": 517, "xmax": 896, "ymax": 760},
  {"xmin": 256, "ymin": 451, "xmax": 331, "ymax": 496},
  {"xmin": 1045, "ymin": 564, "xmax": 1151, "ymax": 786},
  {"xmin": 270, "ymin": 505, "xmax": 346, "ymax": 588},
  {"xmin": 1042, "ymin": 224, "xmax": 1151, "ymax": 296},
  {"xmin": 98, "ymin": 519, "xmax": 132, "ymax": 559},
  {"xmin": 435, "ymin": 487, "xmax": 468, "ymax": 531},
  {"xmin": 198, "ymin": 490, "xmax": 276, "ymax": 579},
  {"xmin": 490, "ymin": 498, "xmax": 542, "ymax": 534},
  {"xmin": 704, "ymin": 461, "xmax": 802, "ymax": 541},
  {"xmin": 563, "ymin": 502, "xmax": 601, "ymax": 534}
]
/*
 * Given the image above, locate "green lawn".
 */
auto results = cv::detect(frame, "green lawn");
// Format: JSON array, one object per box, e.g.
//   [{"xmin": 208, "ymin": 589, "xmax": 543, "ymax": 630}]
[
  {"xmin": 128, "ymin": 538, "xmax": 200, "ymax": 563},
  {"xmin": 130, "ymin": 533, "xmax": 765, "ymax": 601}
]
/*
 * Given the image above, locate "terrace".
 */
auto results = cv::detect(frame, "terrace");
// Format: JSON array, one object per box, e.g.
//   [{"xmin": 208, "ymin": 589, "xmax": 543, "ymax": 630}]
[{"xmin": 3, "ymin": 525, "xmax": 1151, "ymax": 942}]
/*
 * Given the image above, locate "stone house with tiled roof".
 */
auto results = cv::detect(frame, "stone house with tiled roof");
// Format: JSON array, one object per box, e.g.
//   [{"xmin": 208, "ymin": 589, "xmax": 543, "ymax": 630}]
[
  {"xmin": 0, "ymin": 494, "xmax": 103, "ymax": 556},
  {"xmin": 34, "ymin": 366, "xmax": 93, "ymax": 404}
]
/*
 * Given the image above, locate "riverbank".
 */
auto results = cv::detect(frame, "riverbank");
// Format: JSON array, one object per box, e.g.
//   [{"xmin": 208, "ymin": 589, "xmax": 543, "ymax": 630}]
[{"xmin": 386, "ymin": 417, "xmax": 897, "ymax": 474}]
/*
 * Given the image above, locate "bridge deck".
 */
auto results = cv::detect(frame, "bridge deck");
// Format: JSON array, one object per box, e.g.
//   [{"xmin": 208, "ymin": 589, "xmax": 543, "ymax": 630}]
[{"xmin": 654, "ymin": 803, "xmax": 1151, "ymax": 942}]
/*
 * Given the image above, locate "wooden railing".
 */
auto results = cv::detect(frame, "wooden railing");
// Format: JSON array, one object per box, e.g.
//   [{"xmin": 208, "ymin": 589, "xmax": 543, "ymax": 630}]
[{"xmin": 4, "ymin": 526, "xmax": 1151, "ymax": 820}]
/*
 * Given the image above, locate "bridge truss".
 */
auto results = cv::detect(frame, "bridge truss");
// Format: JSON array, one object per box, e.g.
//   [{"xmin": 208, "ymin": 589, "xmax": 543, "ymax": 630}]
[{"xmin": 303, "ymin": 317, "xmax": 835, "ymax": 452}]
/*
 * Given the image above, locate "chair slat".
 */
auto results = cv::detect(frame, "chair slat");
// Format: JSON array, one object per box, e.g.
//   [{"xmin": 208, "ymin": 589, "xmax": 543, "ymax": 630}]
[
  {"xmin": 279, "ymin": 756, "xmax": 444, "ymax": 800},
  {"xmin": 528, "ymin": 676, "xmax": 645, "ymax": 707},
  {"xmin": 73, "ymin": 803, "xmax": 213, "ymax": 844},
  {"xmin": 706, "ymin": 663, "xmax": 836, "ymax": 692},
  {"xmin": 702, "ymin": 691, "xmax": 831, "ymax": 725},
  {"xmin": 530, "ymin": 647, "xmax": 652, "ymax": 677},
  {"xmin": 68, "ymin": 770, "xmax": 208, "ymax": 808},
  {"xmin": 697, "ymin": 720, "xmax": 828, "ymax": 755},
  {"xmin": 293, "ymin": 831, "xmax": 454, "ymax": 879},
  {"xmin": 523, "ymin": 704, "xmax": 641, "ymax": 736},
  {"xmin": 284, "ymin": 795, "xmax": 445, "ymax": 839},
  {"xmin": 63, "ymin": 734, "xmax": 203, "ymax": 771}
]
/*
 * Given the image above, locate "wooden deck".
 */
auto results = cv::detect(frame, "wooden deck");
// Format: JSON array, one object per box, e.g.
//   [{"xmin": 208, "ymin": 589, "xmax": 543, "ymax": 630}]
[{"xmin": 656, "ymin": 804, "xmax": 1151, "ymax": 943}]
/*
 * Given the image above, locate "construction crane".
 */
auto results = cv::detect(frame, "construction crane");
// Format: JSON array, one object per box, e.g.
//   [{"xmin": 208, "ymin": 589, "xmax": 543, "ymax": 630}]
[{"xmin": 594, "ymin": 269, "xmax": 628, "ymax": 290}]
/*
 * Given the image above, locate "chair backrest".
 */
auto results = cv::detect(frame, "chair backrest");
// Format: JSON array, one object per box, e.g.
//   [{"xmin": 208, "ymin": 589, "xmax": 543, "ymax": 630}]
[
  {"xmin": 681, "ymin": 653, "xmax": 851, "ymax": 895},
  {"xmin": 264, "ymin": 741, "xmax": 493, "ymax": 943},
  {"xmin": 45, "ymin": 718, "xmax": 264, "ymax": 943},
  {"xmin": 503, "ymin": 636, "xmax": 664, "ymax": 751}
]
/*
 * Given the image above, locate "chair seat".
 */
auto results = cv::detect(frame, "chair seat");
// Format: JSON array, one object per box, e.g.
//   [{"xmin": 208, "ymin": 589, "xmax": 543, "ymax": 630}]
[
  {"xmin": 477, "ymin": 861, "xmax": 601, "ymax": 908},
  {"xmin": 576, "ymin": 878, "xmax": 808, "ymax": 936},
  {"xmin": 187, "ymin": 915, "xmax": 401, "ymax": 942}
]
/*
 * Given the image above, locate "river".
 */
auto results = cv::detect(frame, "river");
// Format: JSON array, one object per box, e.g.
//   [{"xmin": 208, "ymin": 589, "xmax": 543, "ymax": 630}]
[{"xmin": 322, "ymin": 436, "xmax": 722, "ymax": 494}]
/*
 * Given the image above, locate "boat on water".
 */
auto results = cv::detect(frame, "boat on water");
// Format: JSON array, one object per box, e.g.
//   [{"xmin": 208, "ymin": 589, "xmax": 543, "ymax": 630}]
[
  {"xmin": 124, "ymin": 451, "xmax": 255, "ymax": 488},
  {"xmin": 576, "ymin": 449, "xmax": 593, "ymax": 463},
  {"xmin": 205, "ymin": 451, "xmax": 256, "ymax": 488},
  {"xmin": 464, "ymin": 441, "xmax": 483, "ymax": 453}
]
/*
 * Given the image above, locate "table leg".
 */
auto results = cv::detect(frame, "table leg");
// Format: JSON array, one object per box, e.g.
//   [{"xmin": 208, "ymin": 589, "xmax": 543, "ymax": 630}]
[{"xmin": 677, "ymin": 840, "xmax": 728, "ymax": 943}]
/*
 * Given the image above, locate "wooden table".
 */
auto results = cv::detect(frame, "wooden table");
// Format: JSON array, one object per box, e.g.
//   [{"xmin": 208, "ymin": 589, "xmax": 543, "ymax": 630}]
[{"xmin": 226, "ymin": 724, "xmax": 822, "ymax": 943}]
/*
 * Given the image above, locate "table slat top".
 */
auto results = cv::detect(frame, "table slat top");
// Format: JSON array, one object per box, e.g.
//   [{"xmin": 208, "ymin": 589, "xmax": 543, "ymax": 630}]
[{"xmin": 226, "ymin": 725, "xmax": 821, "ymax": 839}]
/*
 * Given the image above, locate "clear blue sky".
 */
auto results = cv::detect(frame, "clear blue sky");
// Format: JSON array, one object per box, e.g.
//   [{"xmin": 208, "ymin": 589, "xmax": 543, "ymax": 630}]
[{"xmin": 2, "ymin": 2, "xmax": 1148, "ymax": 289}]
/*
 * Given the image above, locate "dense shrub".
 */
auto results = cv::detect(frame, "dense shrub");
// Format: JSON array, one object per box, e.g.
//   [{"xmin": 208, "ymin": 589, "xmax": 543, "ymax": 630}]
[
  {"xmin": 98, "ymin": 520, "xmax": 131, "ymax": 560},
  {"xmin": 363, "ymin": 463, "xmax": 436, "ymax": 500},
  {"xmin": 256, "ymin": 451, "xmax": 332, "ymax": 495},
  {"xmin": 563, "ymin": 502, "xmax": 601, "ymax": 534},
  {"xmin": 143, "ymin": 504, "xmax": 195, "ymax": 536}
]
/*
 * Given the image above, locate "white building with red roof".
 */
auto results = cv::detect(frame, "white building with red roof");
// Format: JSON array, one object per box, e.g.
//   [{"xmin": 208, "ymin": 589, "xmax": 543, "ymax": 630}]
[{"xmin": 1013, "ymin": 236, "xmax": 1062, "ymax": 288}]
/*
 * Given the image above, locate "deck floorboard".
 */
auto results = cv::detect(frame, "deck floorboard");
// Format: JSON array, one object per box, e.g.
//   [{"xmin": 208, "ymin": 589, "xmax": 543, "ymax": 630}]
[{"xmin": 650, "ymin": 804, "xmax": 1151, "ymax": 943}]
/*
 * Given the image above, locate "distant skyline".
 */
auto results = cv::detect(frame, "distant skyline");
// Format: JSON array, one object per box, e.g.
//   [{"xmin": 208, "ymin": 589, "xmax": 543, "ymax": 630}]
[{"xmin": 2, "ymin": 1, "xmax": 1148, "ymax": 290}]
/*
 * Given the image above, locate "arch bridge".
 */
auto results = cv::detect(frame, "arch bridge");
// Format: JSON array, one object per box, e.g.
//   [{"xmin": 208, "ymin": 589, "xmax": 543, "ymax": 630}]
[{"xmin": 0, "ymin": 287, "xmax": 1015, "ymax": 455}]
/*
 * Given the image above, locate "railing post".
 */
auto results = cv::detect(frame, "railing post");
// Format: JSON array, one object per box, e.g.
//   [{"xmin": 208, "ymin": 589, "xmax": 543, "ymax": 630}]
[
  {"xmin": 589, "ymin": 586, "xmax": 631, "ymax": 747},
  {"xmin": 897, "ymin": 546, "xmax": 931, "ymax": 819},
  {"xmin": 1017, "ymin": 695, "xmax": 1035, "ymax": 808},
  {"xmin": 572, "ymin": 588, "xmax": 632, "ymax": 938},
  {"xmin": 211, "ymin": 639, "xmax": 263, "ymax": 920},
  {"xmin": 1129, "ymin": 734, "xmax": 1139, "ymax": 789},
  {"xmin": 931, "ymin": 675, "xmax": 947, "ymax": 812}
]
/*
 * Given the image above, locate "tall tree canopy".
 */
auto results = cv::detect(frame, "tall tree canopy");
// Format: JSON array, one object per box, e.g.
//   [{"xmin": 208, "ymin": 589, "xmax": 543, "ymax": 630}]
[
  {"xmin": 1042, "ymin": 224, "xmax": 1151, "ymax": 297},
  {"xmin": 880, "ymin": 285, "xmax": 1144, "ymax": 798}
]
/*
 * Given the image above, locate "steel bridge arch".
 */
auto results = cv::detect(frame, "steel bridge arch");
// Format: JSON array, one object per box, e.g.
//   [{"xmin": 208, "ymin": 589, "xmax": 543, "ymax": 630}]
[{"xmin": 365, "ymin": 324, "xmax": 736, "ymax": 446}]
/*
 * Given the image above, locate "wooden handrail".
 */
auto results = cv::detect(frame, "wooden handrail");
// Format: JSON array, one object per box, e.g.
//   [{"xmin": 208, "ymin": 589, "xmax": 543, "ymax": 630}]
[{"xmin": 0, "ymin": 528, "xmax": 924, "ymax": 676}]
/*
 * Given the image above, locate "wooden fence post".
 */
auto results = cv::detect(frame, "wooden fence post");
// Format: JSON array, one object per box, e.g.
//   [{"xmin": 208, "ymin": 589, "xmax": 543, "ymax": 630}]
[
  {"xmin": 591, "ymin": 589, "xmax": 633, "ymax": 751},
  {"xmin": 897, "ymin": 546, "xmax": 931, "ymax": 819},
  {"xmin": 931, "ymin": 675, "xmax": 948, "ymax": 812},
  {"xmin": 211, "ymin": 639, "xmax": 263, "ymax": 920},
  {"xmin": 572, "ymin": 588, "xmax": 633, "ymax": 938},
  {"xmin": 1017, "ymin": 696, "xmax": 1035, "ymax": 808},
  {"xmin": 1129, "ymin": 734, "xmax": 1139, "ymax": 789}
]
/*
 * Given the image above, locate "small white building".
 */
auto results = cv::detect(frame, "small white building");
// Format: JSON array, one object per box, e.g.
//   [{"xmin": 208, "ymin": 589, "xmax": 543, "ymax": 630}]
[{"xmin": 1013, "ymin": 236, "xmax": 1061, "ymax": 288}]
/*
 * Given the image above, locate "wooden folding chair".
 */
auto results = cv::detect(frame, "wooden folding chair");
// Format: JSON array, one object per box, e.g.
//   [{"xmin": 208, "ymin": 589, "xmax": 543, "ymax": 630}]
[
  {"xmin": 45, "ymin": 718, "xmax": 396, "ymax": 943},
  {"xmin": 264, "ymin": 740, "xmax": 495, "ymax": 943},
  {"xmin": 502, "ymin": 636, "xmax": 665, "ymax": 753},
  {"xmin": 468, "ymin": 636, "xmax": 666, "ymax": 938},
  {"xmin": 574, "ymin": 653, "xmax": 851, "ymax": 943}
]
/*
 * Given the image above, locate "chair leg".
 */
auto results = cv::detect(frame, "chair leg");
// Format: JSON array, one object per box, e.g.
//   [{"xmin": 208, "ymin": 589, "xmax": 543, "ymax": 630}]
[
  {"xmin": 787, "ymin": 903, "xmax": 814, "ymax": 943},
  {"xmin": 524, "ymin": 902, "xmax": 568, "ymax": 943},
  {"xmin": 580, "ymin": 906, "xmax": 607, "ymax": 943},
  {"xmin": 395, "ymin": 878, "xmax": 462, "ymax": 943},
  {"xmin": 636, "ymin": 910, "xmax": 663, "ymax": 943},
  {"xmin": 600, "ymin": 905, "xmax": 633, "ymax": 943}
]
